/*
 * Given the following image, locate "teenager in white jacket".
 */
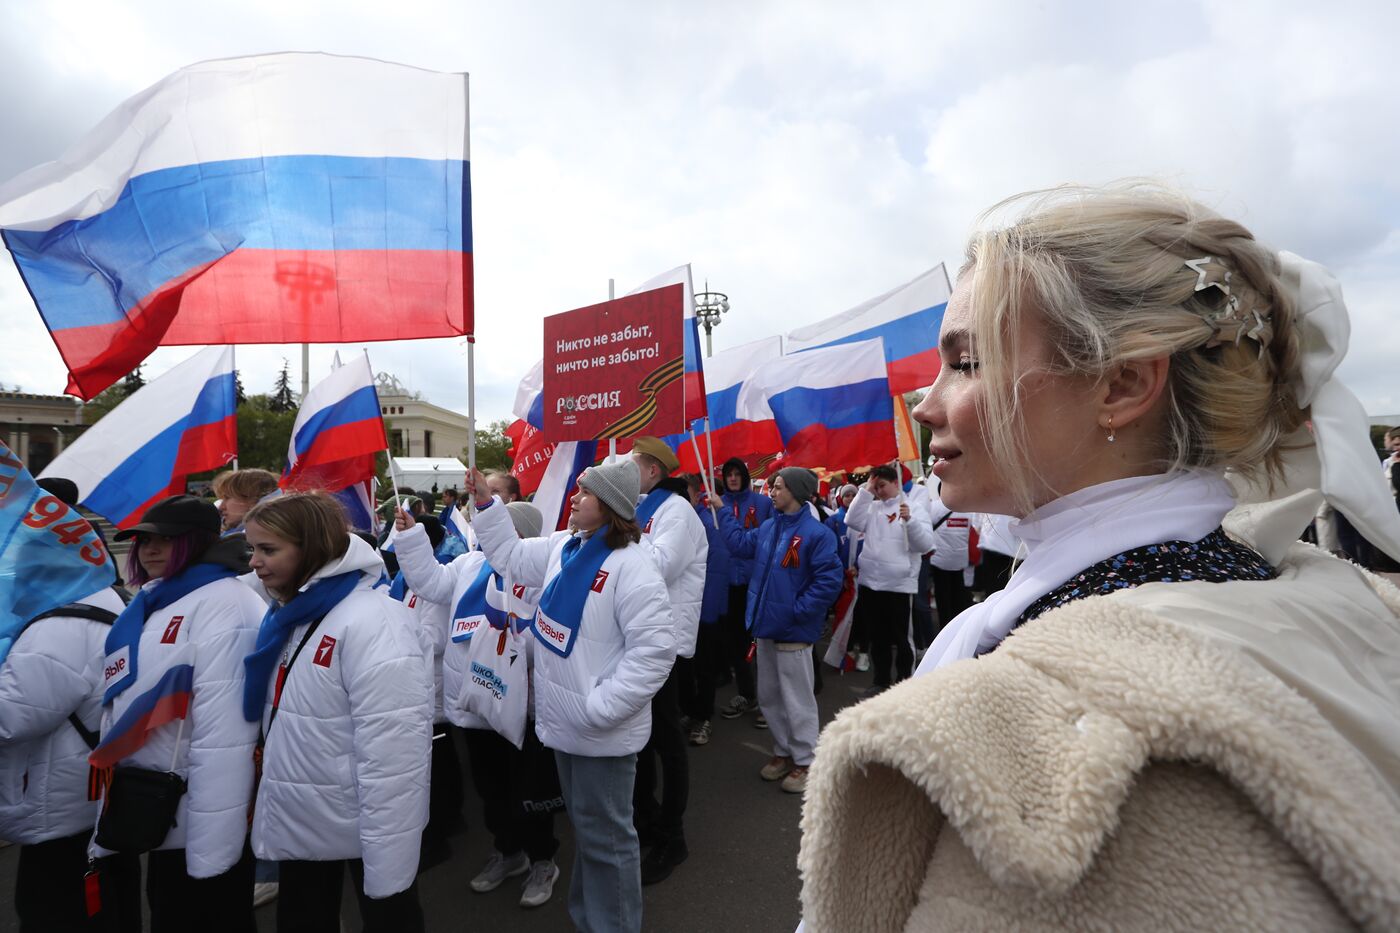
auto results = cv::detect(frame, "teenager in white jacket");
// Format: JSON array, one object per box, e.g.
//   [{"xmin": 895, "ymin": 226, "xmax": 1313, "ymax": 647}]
[
  {"xmin": 394, "ymin": 500, "xmax": 563, "ymax": 909},
  {"xmin": 843, "ymin": 464, "xmax": 934, "ymax": 692},
  {"xmin": 91, "ymin": 496, "xmax": 263, "ymax": 933},
  {"xmin": 0, "ymin": 586, "xmax": 139, "ymax": 933},
  {"xmin": 629, "ymin": 436, "xmax": 707, "ymax": 885},
  {"xmin": 242, "ymin": 493, "xmax": 431, "ymax": 933},
  {"xmin": 464, "ymin": 459, "xmax": 675, "ymax": 933}
]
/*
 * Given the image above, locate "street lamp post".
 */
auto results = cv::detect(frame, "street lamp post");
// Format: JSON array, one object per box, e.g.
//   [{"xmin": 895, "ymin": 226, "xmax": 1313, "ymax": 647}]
[{"xmin": 695, "ymin": 282, "xmax": 729, "ymax": 358}]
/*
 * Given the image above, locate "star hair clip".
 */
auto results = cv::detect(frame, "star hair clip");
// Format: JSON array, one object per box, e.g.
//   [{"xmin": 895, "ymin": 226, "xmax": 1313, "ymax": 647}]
[{"xmin": 1183, "ymin": 256, "xmax": 1273, "ymax": 358}]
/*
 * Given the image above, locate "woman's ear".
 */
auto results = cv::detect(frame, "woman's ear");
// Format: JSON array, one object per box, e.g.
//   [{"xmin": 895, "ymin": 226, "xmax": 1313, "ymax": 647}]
[{"xmin": 1098, "ymin": 356, "xmax": 1171, "ymax": 432}]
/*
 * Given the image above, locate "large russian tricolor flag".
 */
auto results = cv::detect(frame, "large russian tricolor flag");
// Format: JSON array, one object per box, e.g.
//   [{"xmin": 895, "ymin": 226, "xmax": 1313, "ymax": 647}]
[
  {"xmin": 785, "ymin": 265, "xmax": 951, "ymax": 395},
  {"xmin": 89, "ymin": 645, "xmax": 195, "ymax": 769},
  {"xmin": 628, "ymin": 264, "xmax": 706, "ymax": 420},
  {"xmin": 0, "ymin": 53, "xmax": 472, "ymax": 400},
  {"xmin": 39, "ymin": 347, "xmax": 237, "ymax": 529},
  {"xmin": 282, "ymin": 353, "xmax": 386, "ymax": 493},
  {"xmin": 663, "ymin": 336, "xmax": 783, "ymax": 473},
  {"xmin": 738, "ymin": 338, "xmax": 896, "ymax": 471}
]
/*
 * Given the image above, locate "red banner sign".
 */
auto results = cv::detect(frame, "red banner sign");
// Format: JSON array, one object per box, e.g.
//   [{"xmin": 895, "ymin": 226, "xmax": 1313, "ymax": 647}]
[{"xmin": 543, "ymin": 285, "xmax": 684, "ymax": 442}]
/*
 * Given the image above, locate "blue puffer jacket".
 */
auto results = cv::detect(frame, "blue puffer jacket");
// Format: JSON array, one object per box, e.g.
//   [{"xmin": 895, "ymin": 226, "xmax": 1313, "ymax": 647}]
[
  {"xmin": 697, "ymin": 505, "xmax": 731, "ymax": 625},
  {"xmin": 718, "ymin": 506, "xmax": 843, "ymax": 643},
  {"xmin": 721, "ymin": 490, "xmax": 775, "ymax": 586}
]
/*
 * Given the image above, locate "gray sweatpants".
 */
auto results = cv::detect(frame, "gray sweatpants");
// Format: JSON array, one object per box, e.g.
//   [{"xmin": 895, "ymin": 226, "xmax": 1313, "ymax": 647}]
[{"xmin": 756, "ymin": 639, "xmax": 819, "ymax": 767}]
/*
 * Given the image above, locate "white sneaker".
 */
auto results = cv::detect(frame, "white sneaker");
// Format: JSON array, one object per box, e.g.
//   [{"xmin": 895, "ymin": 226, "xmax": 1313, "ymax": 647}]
[
  {"xmin": 471, "ymin": 850, "xmax": 530, "ymax": 893},
  {"xmin": 855, "ymin": 652, "xmax": 871, "ymax": 672},
  {"xmin": 519, "ymin": 859, "xmax": 560, "ymax": 908}
]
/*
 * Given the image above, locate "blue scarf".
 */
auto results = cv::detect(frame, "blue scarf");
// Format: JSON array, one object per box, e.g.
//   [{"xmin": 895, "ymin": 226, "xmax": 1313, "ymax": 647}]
[
  {"xmin": 241, "ymin": 571, "xmax": 361, "ymax": 721},
  {"xmin": 448, "ymin": 561, "xmax": 497, "ymax": 643},
  {"xmin": 388, "ymin": 551, "xmax": 454, "ymax": 602},
  {"xmin": 534, "ymin": 527, "xmax": 612, "ymax": 658},
  {"xmin": 103, "ymin": 562, "xmax": 238, "ymax": 705},
  {"xmin": 635, "ymin": 487, "xmax": 674, "ymax": 531}
]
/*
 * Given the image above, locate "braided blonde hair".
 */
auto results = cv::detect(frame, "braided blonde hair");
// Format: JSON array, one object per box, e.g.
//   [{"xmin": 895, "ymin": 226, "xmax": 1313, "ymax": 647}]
[{"xmin": 964, "ymin": 182, "xmax": 1306, "ymax": 514}]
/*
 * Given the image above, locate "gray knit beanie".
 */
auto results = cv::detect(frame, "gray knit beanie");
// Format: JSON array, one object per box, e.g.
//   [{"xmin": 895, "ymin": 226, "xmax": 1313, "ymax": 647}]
[
  {"xmin": 777, "ymin": 467, "xmax": 818, "ymax": 504},
  {"xmin": 578, "ymin": 458, "xmax": 640, "ymax": 521},
  {"xmin": 505, "ymin": 501, "xmax": 544, "ymax": 539},
  {"xmin": 839, "ymin": 484, "xmax": 858, "ymax": 499}
]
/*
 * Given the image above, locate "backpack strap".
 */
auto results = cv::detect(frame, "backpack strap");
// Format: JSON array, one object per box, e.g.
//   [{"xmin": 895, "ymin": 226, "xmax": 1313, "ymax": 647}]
[{"xmin": 24, "ymin": 602, "xmax": 119, "ymax": 751}]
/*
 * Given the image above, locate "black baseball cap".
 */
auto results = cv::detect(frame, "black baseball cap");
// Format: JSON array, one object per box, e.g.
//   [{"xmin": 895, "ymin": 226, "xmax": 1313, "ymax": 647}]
[{"xmin": 114, "ymin": 495, "xmax": 221, "ymax": 541}]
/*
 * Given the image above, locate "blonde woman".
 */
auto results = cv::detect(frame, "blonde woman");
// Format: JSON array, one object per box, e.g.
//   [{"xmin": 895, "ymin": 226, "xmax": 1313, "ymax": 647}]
[{"xmin": 798, "ymin": 185, "xmax": 1400, "ymax": 932}]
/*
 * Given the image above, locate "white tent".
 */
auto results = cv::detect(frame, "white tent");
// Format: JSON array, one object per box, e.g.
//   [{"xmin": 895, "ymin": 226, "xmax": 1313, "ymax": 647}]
[{"xmin": 390, "ymin": 456, "xmax": 467, "ymax": 492}]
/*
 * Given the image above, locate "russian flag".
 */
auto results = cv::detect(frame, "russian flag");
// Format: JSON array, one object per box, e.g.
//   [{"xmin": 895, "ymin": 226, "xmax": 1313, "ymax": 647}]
[
  {"xmin": 512, "ymin": 359, "xmax": 546, "ymax": 431},
  {"xmin": 663, "ymin": 336, "xmax": 783, "ymax": 473},
  {"xmin": 89, "ymin": 650, "xmax": 194, "ymax": 769},
  {"xmin": 738, "ymin": 338, "xmax": 896, "ymax": 471},
  {"xmin": 330, "ymin": 479, "xmax": 377, "ymax": 534},
  {"xmin": 532, "ymin": 440, "xmax": 600, "ymax": 533},
  {"xmin": 39, "ymin": 347, "xmax": 237, "ymax": 529},
  {"xmin": 785, "ymin": 265, "xmax": 951, "ymax": 396},
  {"xmin": 628, "ymin": 265, "xmax": 706, "ymax": 420},
  {"xmin": 0, "ymin": 53, "xmax": 472, "ymax": 401},
  {"xmin": 282, "ymin": 352, "xmax": 386, "ymax": 493}
]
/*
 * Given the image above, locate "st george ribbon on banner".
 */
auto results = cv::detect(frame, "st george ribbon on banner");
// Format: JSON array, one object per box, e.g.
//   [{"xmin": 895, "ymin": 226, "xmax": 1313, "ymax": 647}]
[
  {"xmin": 0, "ymin": 440, "xmax": 116, "ymax": 666},
  {"xmin": 39, "ymin": 347, "xmax": 237, "ymax": 529},
  {"xmin": 283, "ymin": 353, "xmax": 387, "ymax": 493},
  {"xmin": 626, "ymin": 264, "xmax": 706, "ymax": 421},
  {"xmin": 785, "ymin": 265, "xmax": 951, "ymax": 395},
  {"xmin": 737, "ymin": 337, "xmax": 896, "ymax": 471},
  {"xmin": 0, "ymin": 52, "xmax": 472, "ymax": 400}
]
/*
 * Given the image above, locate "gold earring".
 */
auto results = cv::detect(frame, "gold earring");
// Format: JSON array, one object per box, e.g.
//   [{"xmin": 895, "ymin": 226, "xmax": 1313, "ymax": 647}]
[{"xmin": 1106, "ymin": 415, "xmax": 1116, "ymax": 444}]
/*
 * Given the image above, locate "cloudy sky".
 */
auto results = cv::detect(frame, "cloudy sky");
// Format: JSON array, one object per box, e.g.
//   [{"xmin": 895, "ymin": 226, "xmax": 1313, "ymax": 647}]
[{"xmin": 1, "ymin": 0, "xmax": 1397, "ymax": 427}]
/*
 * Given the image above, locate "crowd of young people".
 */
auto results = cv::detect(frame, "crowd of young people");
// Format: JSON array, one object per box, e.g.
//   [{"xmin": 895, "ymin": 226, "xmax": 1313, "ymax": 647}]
[{"xmin": 5, "ymin": 182, "xmax": 1399, "ymax": 933}]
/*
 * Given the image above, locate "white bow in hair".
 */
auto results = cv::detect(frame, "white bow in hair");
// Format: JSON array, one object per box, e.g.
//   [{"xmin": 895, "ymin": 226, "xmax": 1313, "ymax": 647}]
[{"xmin": 1231, "ymin": 252, "xmax": 1400, "ymax": 564}]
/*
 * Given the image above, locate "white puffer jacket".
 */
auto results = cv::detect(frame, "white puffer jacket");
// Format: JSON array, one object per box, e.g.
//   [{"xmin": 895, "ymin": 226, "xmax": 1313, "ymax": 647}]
[
  {"xmin": 250, "ymin": 536, "xmax": 432, "ymax": 899},
  {"xmin": 0, "ymin": 587, "xmax": 124, "ymax": 844},
  {"xmin": 472, "ymin": 498, "xmax": 675, "ymax": 757},
  {"xmin": 396, "ymin": 578, "xmax": 449, "ymax": 724},
  {"xmin": 93, "ymin": 552, "xmax": 265, "ymax": 877},
  {"xmin": 845, "ymin": 487, "xmax": 935, "ymax": 593},
  {"xmin": 927, "ymin": 486, "xmax": 973, "ymax": 573},
  {"xmin": 638, "ymin": 488, "xmax": 708, "ymax": 659},
  {"xmin": 394, "ymin": 526, "xmax": 543, "ymax": 729}
]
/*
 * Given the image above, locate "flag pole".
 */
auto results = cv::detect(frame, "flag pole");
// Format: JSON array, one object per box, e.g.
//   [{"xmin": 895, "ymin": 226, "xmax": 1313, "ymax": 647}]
[
  {"xmin": 467, "ymin": 335, "xmax": 477, "ymax": 520},
  {"xmin": 230, "ymin": 344, "xmax": 239, "ymax": 471},
  {"xmin": 689, "ymin": 429, "xmax": 718, "ymax": 521},
  {"xmin": 607, "ymin": 278, "xmax": 618, "ymax": 464},
  {"xmin": 301, "ymin": 343, "xmax": 310, "ymax": 399}
]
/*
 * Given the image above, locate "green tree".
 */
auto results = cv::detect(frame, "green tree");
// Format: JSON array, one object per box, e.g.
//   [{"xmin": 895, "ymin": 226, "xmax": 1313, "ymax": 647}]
[
  {"xmin": 121, "ymin": 365, "xmax": 145, "ymax": 393},
  {"xmin": 269, "ymin": 360, "xmax": 297, "ymax": 413},
  {"xmin": 81, "ymin": 383, "xmax": 131, "ymax": 425},
  {"xmin": 234, "ymin": 394, "xmax": 298, "ymax": 471},
  {"xmin": 234, "ymin": 369, "xmax": 247, "ymax": 406},
  {"xmin": 463, "ymin": 419, "xmax": 513, "ymax": 473}
]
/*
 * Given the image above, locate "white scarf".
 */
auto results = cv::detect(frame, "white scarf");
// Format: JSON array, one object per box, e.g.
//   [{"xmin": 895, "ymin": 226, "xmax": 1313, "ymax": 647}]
[{"xmin": 916, "ymin": 469, "xmax": 1236, "ymax": 675}]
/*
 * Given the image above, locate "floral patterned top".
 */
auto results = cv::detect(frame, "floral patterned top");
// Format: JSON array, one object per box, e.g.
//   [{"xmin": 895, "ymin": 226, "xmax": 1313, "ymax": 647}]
[{"xmin": 1016, "ymin": 526, "xmax": 1276, "ymax": 627}]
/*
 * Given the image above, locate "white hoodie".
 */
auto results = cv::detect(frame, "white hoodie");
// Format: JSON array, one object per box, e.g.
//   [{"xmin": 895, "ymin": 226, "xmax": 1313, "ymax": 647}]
[
  {"xmin": 249, "ymin": 535, "xmax": 432, "ymax": 899},
  {"xmin": 0, "ymin": 587, "xmax": 125, "ymax": 844},
  {"xmin": 844, "ymin": 487, "xmax": 935, "ymax": 594}
]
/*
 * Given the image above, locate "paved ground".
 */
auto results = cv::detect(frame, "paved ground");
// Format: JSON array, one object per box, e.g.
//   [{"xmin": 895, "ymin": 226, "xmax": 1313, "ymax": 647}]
[{"xmin": 0, "ymin": 655, "xmax": 881, "ymax": 933}]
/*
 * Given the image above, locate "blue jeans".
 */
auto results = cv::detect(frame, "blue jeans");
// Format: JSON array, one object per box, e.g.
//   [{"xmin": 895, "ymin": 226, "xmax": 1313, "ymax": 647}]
[{"xmin": 554, "ymin": 750, "xmax": 641, "ymax": 933}]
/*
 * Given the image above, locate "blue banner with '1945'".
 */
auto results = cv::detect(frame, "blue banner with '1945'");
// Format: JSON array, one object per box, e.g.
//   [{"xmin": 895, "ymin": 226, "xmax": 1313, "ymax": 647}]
[{"xmin": 0, "ymin": 440, "xmax": 115, "ymax": 665}]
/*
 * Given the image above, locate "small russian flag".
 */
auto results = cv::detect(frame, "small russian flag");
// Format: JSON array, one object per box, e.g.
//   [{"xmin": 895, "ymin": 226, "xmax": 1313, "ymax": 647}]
[{"xmin": 90, "ymin": 658, "xmax": 194, "ymax": 769}]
